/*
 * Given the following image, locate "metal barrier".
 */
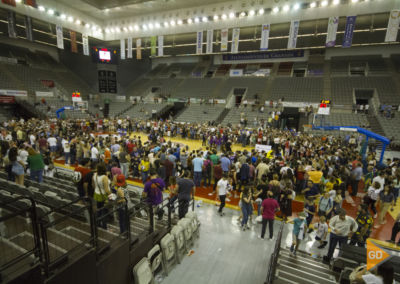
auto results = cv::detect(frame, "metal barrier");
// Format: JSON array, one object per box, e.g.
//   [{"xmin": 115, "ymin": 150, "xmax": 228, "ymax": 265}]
[
  {"xmin": 0, "ymin": 196, "xmax": 41, "ymax": 280},
  {"xmin": 265, "ymin": 222, "xmax": 285, "ymax": 284},
  {"xmin": 38, "ymin": 197, "xmax": 95, "ymax": 276}
]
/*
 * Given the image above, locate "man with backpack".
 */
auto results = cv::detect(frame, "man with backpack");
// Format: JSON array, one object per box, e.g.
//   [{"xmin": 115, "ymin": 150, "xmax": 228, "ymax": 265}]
[{"xmin": 142, "ymin": 169, "xmax": 166, "ymax": 226}]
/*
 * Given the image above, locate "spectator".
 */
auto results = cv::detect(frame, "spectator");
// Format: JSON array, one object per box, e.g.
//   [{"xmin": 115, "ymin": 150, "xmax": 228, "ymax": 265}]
[
  {"xmin": 27, "ymin": 147, "xmax": 45, "ymax": 183},
  {"xmin": 259, "ymin": 191, "xmax": 280, "ymax": 240},
  {"xmin": 289, "ymin": 212, "xmax": 307, "ymax": 256},
  {"xmin": 177, "ymin": 171, "xmax": 195, "ymax": 219}
]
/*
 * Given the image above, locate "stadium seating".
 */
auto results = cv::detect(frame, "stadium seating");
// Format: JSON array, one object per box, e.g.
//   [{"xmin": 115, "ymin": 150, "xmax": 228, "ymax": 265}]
[
  {"xmin": 270, "ymin": 77, "xmax": 324, "ymax": 102},
  {"xmin": 175, "ymin": 104, "xmax": 225, "ymax": 123}
]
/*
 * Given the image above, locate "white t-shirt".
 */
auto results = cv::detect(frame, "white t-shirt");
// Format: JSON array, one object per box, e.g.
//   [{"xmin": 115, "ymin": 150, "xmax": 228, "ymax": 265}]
[
  {"xmin": 18, "ymin": 150, "xmax": 29, "ymax": 165},
  {"xmin": 217, "ymin": 179, "xmax": 229, "ymax": 196},
  {"xmin": 372, "ymin": 176, "xmax": 385, "ymax": 190},
  {"xmin": 314, "ymin": 222, "xmax": 328, "ymax": 240},
  {"xmin": 91, "ymin": 147, "xmax": 99, "ymax": 159},
  {"xmin": 29, "ymin": 134, "xmax": 36, "ymax": 145},
  {"xmin": 47, "ymin": 137, "xmax": 57, "ymax": 147}
]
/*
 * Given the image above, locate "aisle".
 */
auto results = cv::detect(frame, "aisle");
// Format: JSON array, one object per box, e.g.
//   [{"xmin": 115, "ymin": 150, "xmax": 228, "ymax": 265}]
[{"xmin": 161, "ymin": 203, "xmax": 280, "ymax": 284}]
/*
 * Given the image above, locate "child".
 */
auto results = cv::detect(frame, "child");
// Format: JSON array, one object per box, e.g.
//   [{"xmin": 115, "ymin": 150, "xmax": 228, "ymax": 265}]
[
  {"xmin": 314, "ymin": 215, "xmax": 328, "ymax": 249},
  {"xmin": 304, "ymin": 197, "xmax": 316, "ymax": 233},
  {"xmin": 290, "ymin": 212, "xmax": 307, "ymax": 256}
]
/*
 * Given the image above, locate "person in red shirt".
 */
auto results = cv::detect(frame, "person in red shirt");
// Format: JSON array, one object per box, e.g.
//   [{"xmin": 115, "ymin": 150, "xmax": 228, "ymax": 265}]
[
  {"xmin": 74, "ymin": 158, "xmax": 92, "ymax": 197},
  {"xmin": 259, "ymin": 191, "xmax": 280, "ymax": 240}
]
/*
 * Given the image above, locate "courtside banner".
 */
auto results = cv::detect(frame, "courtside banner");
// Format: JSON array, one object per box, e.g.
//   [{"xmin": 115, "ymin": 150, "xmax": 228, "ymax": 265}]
[
  {"xmin": 24, "ymin": 16, "xmax": 34, "ymax": 42},
  {"xmin": 206, "ymin": 30, "xmax": 213, "ymax": 54},
  {"xmin": 260, "ymin": 24, "xmax": 270, "ymax": 50},
  {"xmin": 196, "ymin": 31, "xmax": 203, "ymax": 54},
  {"xmin": 342, "ymin": 16, "xmax": 357, "ymax": 48},
  {"xmin": 385, "ymin": 10, "xmax": 400, "ymax": 42},
  {"xmin": 70, "ymin": 31, "xmax": 77, "ymax": 53},
  {"xmin": 56, "ymin": 25, "xmax": 64, "ymax": 49},
  {"xmin": 136, "ymin": 38, "xmax": 142, "ymax": 59},
  {"xmin": 7, "ymin": 11, "xmax": 17, "ymax": 38},
  {"xmin": 82, "ymin": 34, "xmax": 89, "ymax": 56},
  {"xmin": 366, "ymin": 240, "xmax": 393, "ymax": 271},
  {"xmin": 150, "ymin": 36, "xmax": 156, "ymax": 56},
  {"xmin": 287, "ymin": 20, "xmax": 300, "ymax": 49},
  {"xmin": 158, "ymin": 35, "xmax": 164, "ymax": 57},
  {"xmin": 326, "ymin": 16, "xmax": 339, "ymax": 47},
  {"xmin": 221, "ymin": 28, "xmax": 228, "ymax": 51},
  {"xmin": 120, "ymin": 39, "xmax": 125, "ymax": 59},
  {"xmin": 231, "ymin": 28, "xmax": 240, "ymax": 53},
  {"xmin": 127, "ymin": 38, "xmax": 132, "ymax": 58}
]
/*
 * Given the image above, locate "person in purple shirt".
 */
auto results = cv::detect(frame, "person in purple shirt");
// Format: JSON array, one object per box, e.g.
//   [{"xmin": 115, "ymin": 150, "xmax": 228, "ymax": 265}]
[
  {"xmin": 220, "ymin": 155, "xmax": 231, "ymax": 174},
  {"xmin": 142, "ymin": 169, "xmax": 166, "ymax": 206}
]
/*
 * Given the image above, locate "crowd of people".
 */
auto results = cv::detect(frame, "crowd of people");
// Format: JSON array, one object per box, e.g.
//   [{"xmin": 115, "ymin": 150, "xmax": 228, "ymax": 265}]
[{"xmin": 1, "ymin": 116, "xmax": 399, "ymax": 268}]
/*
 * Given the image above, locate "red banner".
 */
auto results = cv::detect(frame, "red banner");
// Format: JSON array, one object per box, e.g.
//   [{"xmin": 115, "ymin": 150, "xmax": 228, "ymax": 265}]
[
  {"xmin": 0, "ymin": 96, "xmax": 15, "ymax": 104},
  {"xmin": 70, "ymin": 31, "xmax": 78, "ymax": 53},
  {"xmin": 24, "ymin": 0, "xmax": 36, "ymax": 7},
  {"xmin": 2, "ymin": 0, "xmax": 16, "ymax": 7},
  {"xmin": 41, "ymin": 80, "xmax": 54, "ymax": 88}
]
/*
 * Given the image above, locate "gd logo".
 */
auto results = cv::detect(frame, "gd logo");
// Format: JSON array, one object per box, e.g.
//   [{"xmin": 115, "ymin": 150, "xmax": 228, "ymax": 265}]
[{"xmin": 366, "ymin": 239, "xmax": 392, "ymax": 271}]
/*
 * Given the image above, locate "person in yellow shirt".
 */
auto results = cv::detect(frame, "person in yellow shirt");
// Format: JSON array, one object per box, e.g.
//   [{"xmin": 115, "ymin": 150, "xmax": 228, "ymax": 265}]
[
  {"xmin": 140, "ymin": 156, "xmax": 150, "ymax": 184},
  {"xmin": 307, "ymin": 167, "xmax": 323, "ymax": 185},
  {"xmin": 266, "ymin": 149, "xmax": 274, "ymax": 159}
]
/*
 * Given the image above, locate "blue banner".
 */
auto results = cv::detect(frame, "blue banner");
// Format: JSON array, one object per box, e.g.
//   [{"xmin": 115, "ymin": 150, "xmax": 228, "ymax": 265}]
[
  {"xmin": 222, "ymin": 50, "xmax": 304, "ymax": 61},
  {"xmin": 342, "ymin": 16, "xmax": 357, "ymax": 48}
]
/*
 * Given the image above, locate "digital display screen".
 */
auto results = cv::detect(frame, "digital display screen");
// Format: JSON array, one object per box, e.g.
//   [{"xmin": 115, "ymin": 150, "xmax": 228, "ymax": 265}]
[{"xmin": 99, "ymin": 50, "xmax": 111, "ymax": 61}]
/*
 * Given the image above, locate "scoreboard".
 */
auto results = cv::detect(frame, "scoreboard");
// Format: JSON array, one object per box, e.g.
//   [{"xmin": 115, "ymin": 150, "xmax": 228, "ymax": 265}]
[{"xmin": 318, "ymin": 99, "xmax": 331, "ymax": 115}]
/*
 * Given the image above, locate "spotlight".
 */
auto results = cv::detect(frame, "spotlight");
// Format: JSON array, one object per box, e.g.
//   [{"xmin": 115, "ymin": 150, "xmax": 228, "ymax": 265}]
[
  {"xmin": 321, "ymin": 0, "xmax": 328, "ymax": 6},
  {"xmin": 164, "ymin": 22, "xmax": 169, "ymax": 27},
  {"xmin": 221, "ymin": 14, "xmax": 227, "ymax": 20},
  {"xmin": 60, "ymin": 14, "xmax": 66, "ymax": 20},
  {"xmin": 188, "ymin": 18, "xmax": 193, "ymax": 24},
  {"xmin": 213, "ymin": 15, "xmax": 219, "ymax": 21},
  {"xmin": 170, "ymin": 20, "xmax": 176, "ymax": 26},
  {"xmin": 15, "ymin": 0, "xmax": 21, "ymax": 3},
  {"xmin": 259, "ymin": 8, "xmax": 265, "ymax": 15},
  {"xmin": 229, "ymin": 12, "xmax": 235, "ymax": 18},
  {"xmin": 194, "ymin": 17, "xmax": 200, "ymax": 23},
  {"xmin": 76, "ymin": 19, "xmax": 81, "ymax": 25},
  {"xmin": 177, "ymin": 19, "xmax": 183, "ymax": 25},
  {"xmin": 85, "ymin": 23, "xmax": 90, "ymax": 28},
  {"xmin": 123, "ymin": 27, "xmax": 128, "ymax": 32},
  {"xmin": 351, "ymin": 0, "xmax": 358, "ymax": 3},
  {"xmin": 92, "ymin": 26, "xmax": 97, "ymax": 31},
  {"xmin": 272, "ymin": 7, "xmax": 279, "ymax": 13},
  {"xmin": 128, "ymin": 26, "xmax": 133, "ymax": 31},
  {"xmin": 202, "ymin": 16, "xmax": 208, "ymax": 22},
  {"xmin": 148, "ymin": 23, "xmax": 154, "ymax": 29},
  {"xmin": 68, "ymin": 16, "xmax": 74, "ymax": 22},
  {"xmin": 293, "ymin": 3, "xmax": 300, "ymax": 10},
  {"xmin": 249, "ymin": 10, "xmax": 255, "ymax": 16},
  {"xmin": 283, "ymin": 5, "xmax": 290, "ymax": 11},
  {"xmin": 333, "ymin": 0, "xmax": 340, "ymax": 4},
  {"xmin": 240, "ymin": 12, "xmax": 246, "ymax": 17},
  {"xmin": 105, "ymin": 28, "xmax": 110, "ymax": 33},
  {"xmin": 115, "ymin": 27, "xmax": 121, "ymax": 33},
  {"xmin": 47, "ymin": 9, "xmax": 54, "ymax": 15},
  {"xmin": 134, "ymin": 25, "xmax": 139, "ymax": 31},
  {"xmin": 142, "ymin": 24, "xmax": 148, "ymax": 30},
  {"xmin": 310, "ymin": 2, "xmax": 317, "ymax": 7},
  {"xmin": 38, "ymin": 6, "xmax": 45, "ymax": 11}
]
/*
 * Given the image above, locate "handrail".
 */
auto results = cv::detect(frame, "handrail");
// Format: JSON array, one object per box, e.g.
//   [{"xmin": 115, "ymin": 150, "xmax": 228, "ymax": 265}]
[{"xmin": 265, "ymin": 221, "xmax": 285, "ymax": 284}]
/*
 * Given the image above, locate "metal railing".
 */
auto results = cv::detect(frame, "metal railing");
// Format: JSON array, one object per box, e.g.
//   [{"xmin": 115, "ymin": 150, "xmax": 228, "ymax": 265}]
[{"xmin": 265, "ymin": 221, "xmax": 285, "ymax": 284}]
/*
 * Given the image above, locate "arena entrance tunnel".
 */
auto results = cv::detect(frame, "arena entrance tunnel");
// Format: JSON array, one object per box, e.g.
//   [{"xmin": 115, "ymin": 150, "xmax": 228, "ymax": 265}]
[{"xmin": 311, "ymin": 125, "xmax": 390, "ymax": 165}]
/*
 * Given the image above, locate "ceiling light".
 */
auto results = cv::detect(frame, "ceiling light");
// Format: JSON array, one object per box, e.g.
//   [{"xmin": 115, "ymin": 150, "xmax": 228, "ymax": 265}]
[
  {"xmin": 351, "ymin": 0, "xmax": 358, "ymax": 2},
  {"xmin": 110, "ymin": 28, "xmax": 115, "ymax": 33},
  {"xmin": 47, "ymin": 9, "xmax": 54, "ymax": 15},
  {"xmin": 85, "ymin": 23, "xmax": 90, "ymax": 28},
  {"xmin": 321, "ymin": 0, "xmax": 328, "ymax": 6},
  {"xmin": 221, "ymin": 14, "xmax": 227, "ymax": 20},
  {"xmin": 15, "ymin": 0, "xmax": 21, "ymax": 3},
  {"xmin": 293, "ymin": 3, "xmax": 300, "ymax": 10},
  {"xmin": 202, "ymin": 16, "xmax": 208, "ymax": 22},
  {"xmin": 105, "ymin": 28, "xmax": 110, "ymax": 33},
  {"xmin": 249, "ymin": 10, "xmax": 255, "ymax": 16},
  {"xmin": 259, "ymin": 8, "xmax": 265, "ymax": 15},
  {"xmin": 115, "ymin": 27, "xmax": 121, "ymax": 33},
  {"xmin": 38, "ymin": 6, "xmax": 45, "ymax": 11},
  {"xmin": 283, "ymin": 5, "xmax": 290, "ymax": 11},
  {"xmin": 76, "ymin": 19, "xmax": 81, "ymax": 25},
  {"xmin": 155, "ymin": 22, "xmax": 161, "ymax": 28},
  {"xmin": 68, "ymin": 16, "xmax": 73, "ymax": 22},
  {"xmin": 92, "ymin": 26, "xmax": 97, "ymax": 31},
  {"xmin": 333, "ymin": 0, "xmax": 340, "ymax": 4},
  {"xmin": 60, "ymin": 14, "xmax": 66, "ymax": 20},
  {"xmin": 188, "ymin": 18, "xmax": 193, "ymax": 24},
  {"xmin": 240, "ymin": 12, "xmax": 246, "ymax": 17},
  {"xmin": 142, "ymin": 24, "xmax": 148, "ymax": 30},
  {"xmin": 170, "ymin": 20, "xmax": 176, "ymax": 26},
  {"xmin": 310, "ymin": 2, "xmax": 317, "ymax": 8},
  {"xmin": 213, "ymin": 15, "xmax": 219, "ymax": 21},
  {"xmin": 229, "ymin": 12, "xmax": 235, "ymax": 18},
  {"xmin": 128, "ymin": 26, "xmax": 133, "ymax": 31},
  {"xmin": 272, "ymin": 7, "xmax": 279, "ymax": 13},
  {"xmin": 148, "ymin": 23, "xmax": 154, "ymax": 29},
  {"xmin": 164, "ymin": 21, "xmax": 169, "ymax": 27},
  {"xmin": 177, "ymin": 19, "xmax": 183, "ymax": 25},
  {"xmin": 194, "ymin": 17, "xmax": 200, "ymax": 23},
  {"xmin": 123, "ymin": 27, "xmax": 128, "ymax": 32},
  {"xmin": 134, "ymin": 25, "xmax": 139, "ymax": 31}
]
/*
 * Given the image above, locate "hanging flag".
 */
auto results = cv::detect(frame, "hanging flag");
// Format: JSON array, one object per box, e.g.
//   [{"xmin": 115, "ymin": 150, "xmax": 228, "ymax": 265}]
[
  {"xmin": 7, "ymin": 11, "xmax": 17, "ymax": 38},
  {"xmin": 136, "ymin": 38, "xmax": 142, "ymax": 60},
  {"xmin": 127, "ymin": 38, "xmax": 132, "ymax": 58},
  {"xmin": 287, "ymin": 20, "xmax": 300, "ymax": 49},
  {"xmin": 2, "ymin": 0, "xmax": 16, "ymax": 7},
  {"xmin": 342, "ymin": 16, "xmax": 357, "ymax": 48},
  {"xmin": 231, "ymin": 28, "xmax": 240, "ymax": 53},
  {"xmin": 158, "ymin": 35, "xmax": 164, "ymax": 57},
  {"xmin": 56, "ymin": 25, "xmax": 64, "ymax": 49},
  {"xmin": 24, "ymin": 16, "xmax": 34, "ymax": 41},
  {"xmin": 120, "ymin": 39, "xmax": 126, "ymax": 60},
  {"xmin": 385, "ymin": 10, "xmax": 400, "ymax": 42},
  {"xmin": 82, "ymin": 34, "xmax": 89, "ymax": 56},
  {"xmin": 206, "ymin": 30, "xmax": 213, "ymax": 54},
  {"xmin": 326, "ymin": 16, "xmax": 339, "ymax": 47},
  {"xmin": 24, "ymin": 0, "xmax": 37, "ymax": 8},
  {"xmin": 150, "ymin": 36, "xmax": 157, "ymax": 56},
  {"xmin": 70, "ymin": 31, "xmax": 77, "ymax": 53},
  {"xmin": 260, "ymin": 24, "xmax": 270, "ymax": 50},
  {"xmin": 221, "ymin": 29, "xmax": 228, "ymax": 51},
  {"xmin": 196, "ymin": 31, "xmax": 203, "ymax": 54}
]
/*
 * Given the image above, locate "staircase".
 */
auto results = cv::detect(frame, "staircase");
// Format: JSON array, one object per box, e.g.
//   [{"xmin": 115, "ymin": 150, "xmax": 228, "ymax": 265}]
[
  {"xmin": 273, "ymin": 248, "xmax": 337, "ymax": 284},
  {"xmin": 367, "ymin": 115, "xmax": 385, "ymax": 136},
  {"xmin": 215, "ymin": 108, "xmax": 230, "ymax": 124}
]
